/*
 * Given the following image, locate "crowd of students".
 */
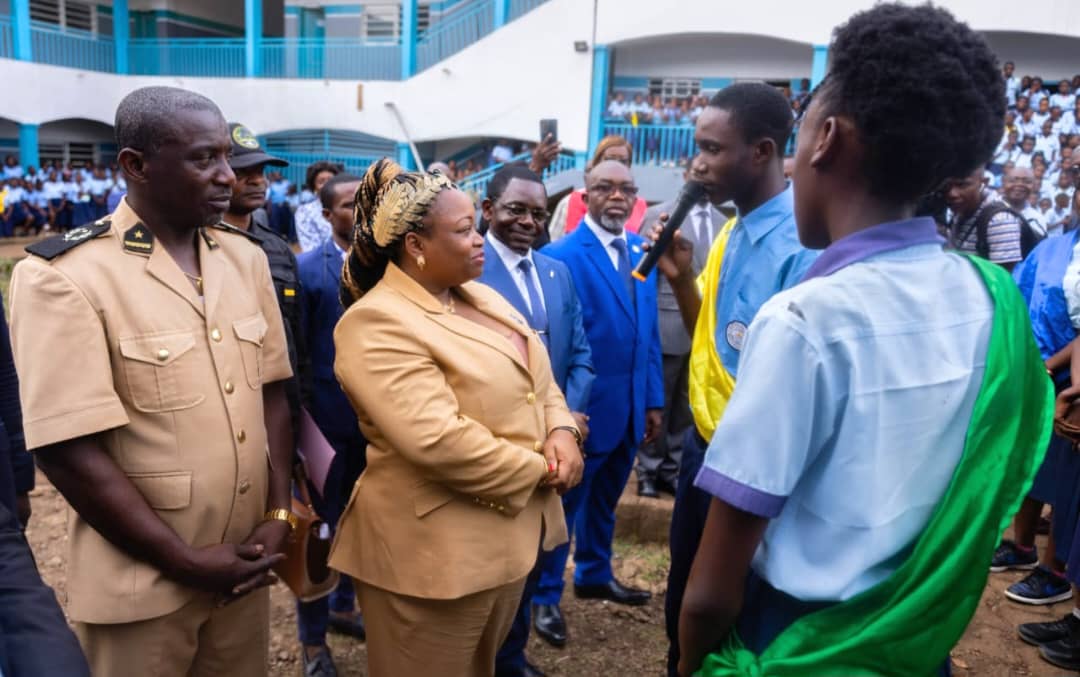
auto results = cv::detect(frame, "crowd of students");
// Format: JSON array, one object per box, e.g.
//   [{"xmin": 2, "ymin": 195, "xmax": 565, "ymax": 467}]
[
  {"xmin": 991, "ymin": 67, "xmax": 1080, "ymax": 234},
  {"xmin": 0, "ymin": 157, "xmax": 126, "ymax": 236}
]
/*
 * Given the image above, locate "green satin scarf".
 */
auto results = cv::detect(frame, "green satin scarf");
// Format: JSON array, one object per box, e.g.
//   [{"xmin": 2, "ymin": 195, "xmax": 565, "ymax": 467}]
[{"xmin": 699, "ymin": 255, "xmax": 1055, "ymax": 677}]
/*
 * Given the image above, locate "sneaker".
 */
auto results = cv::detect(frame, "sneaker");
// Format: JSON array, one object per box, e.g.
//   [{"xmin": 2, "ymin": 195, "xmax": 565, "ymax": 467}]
[
  {"xmin": 1039, "ymin": 634, "xmax": 1080, "ymax": 671},
  {"xmin": 300, "ymin": 646, "xmax": 338, "ymax": 677},
  {"xmin": 1019, "ymin": 612, "xmax": 1080, "ymax": 645},
  {"xmin": 1005, "ymin": 566, "xmax": 1073, "ymax": 605},
  {"xmin": 990, "ymin": 539, "xmax": 1038, "ymax": 572}
]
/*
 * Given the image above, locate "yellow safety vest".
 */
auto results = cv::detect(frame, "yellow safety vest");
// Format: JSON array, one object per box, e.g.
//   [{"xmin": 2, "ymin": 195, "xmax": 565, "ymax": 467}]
[{"xmin": 688, "ymin": 217, "xmax": 737, "ymax": 442}]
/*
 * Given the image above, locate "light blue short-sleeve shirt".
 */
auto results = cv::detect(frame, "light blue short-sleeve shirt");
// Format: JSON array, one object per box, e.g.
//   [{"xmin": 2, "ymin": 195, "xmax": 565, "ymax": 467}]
[
  {"xmin": 712, "ymin": 185, "xmax": 818, "ymax": 377},
  {"xmin": 696, "ymin": 220, "xmax": 993, "ymax": 602}
]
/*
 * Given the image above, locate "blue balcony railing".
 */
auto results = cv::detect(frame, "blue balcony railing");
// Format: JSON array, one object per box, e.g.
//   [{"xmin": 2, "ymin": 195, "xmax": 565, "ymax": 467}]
[
  {"xmin": 261, "ymin": 38, "xmax": 400, "ymax": 81},
  {"xmin": 603, "ymin": 123, "xmax": 697, "ymax": 167},
  {"xmin": 30, "ymin": 20, "xmax": 114, "ymax": 72},
  {"xmin": 0, "ymin": 15, "xmax": 12, "ymax": 59},
  {"xmin": 272, "ymin": 152, "xmax": 381, "ymax": 188},
  {"xmin": 509, "ymin": 0, "xmax": 549, "ymax": 21},
  {"xmin": 2, "ymin": 0, "xmax": 554, "ymax": 79},
  {"xmin": 417, "ymin": 0, "xmax": 494, "ymax": 72},
  {"xmin": 129, "ymin": 38, "xmax": 246, "ymax": 77},
  {"xmin": 458, "ymin": 150, "xmax": 577, "ymax": 196}
]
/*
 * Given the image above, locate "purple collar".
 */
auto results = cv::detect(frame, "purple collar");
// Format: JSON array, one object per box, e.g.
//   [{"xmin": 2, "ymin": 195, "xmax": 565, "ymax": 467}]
[{"xmin": 801, "ymin": 216, "xmax": 945, "ymax": 282}]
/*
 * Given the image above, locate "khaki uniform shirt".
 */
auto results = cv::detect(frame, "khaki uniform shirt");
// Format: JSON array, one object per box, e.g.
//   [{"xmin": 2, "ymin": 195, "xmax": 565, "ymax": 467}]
[{"xmin": 9, "ymin": 198, "xmax": 292, "ymax": 624}]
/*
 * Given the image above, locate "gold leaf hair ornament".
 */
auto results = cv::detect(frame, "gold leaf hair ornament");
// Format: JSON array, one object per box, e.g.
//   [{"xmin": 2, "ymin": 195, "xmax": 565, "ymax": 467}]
[{"xmin": 369, "ymin": 172, "xmax": 455, "ymax": 248}]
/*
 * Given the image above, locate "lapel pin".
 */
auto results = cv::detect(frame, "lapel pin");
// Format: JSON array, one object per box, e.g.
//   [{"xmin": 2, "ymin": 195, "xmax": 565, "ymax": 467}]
[
  {"xmin": 549, "ymin": 270, "xmax": 555, "ymax": 278},
  {"xmin": 632, "ymin": 245, "xmax": 641, "ymax": 254}
]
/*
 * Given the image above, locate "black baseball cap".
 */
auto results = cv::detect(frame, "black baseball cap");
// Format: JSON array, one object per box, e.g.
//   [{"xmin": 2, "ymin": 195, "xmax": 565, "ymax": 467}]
[{"xmin": 228, "ymin": 123, "xmax": 288, "ymax": 170}]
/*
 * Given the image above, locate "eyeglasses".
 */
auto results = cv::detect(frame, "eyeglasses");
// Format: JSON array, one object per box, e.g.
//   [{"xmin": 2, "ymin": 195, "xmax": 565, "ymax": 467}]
[
  {"xmin": 495, "ymin": 201, "xmax": 550, "ymax": 224},
  {"xmin": 588, "ymin": 183, "xmax": 639, "ymax": 198}
]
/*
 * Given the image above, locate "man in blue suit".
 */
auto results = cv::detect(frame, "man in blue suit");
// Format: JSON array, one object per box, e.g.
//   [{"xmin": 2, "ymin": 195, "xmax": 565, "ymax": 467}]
[
  {"xmin": 536, "ymin": 160, "xmax": 665, "ymax": 645},
  {"xmin": 295, "ymin": 173, "xmax": 368, "ymax": 677},
  {"xmin": 478, "ymin": 164, "xmax": 595, "ymax": 677}
]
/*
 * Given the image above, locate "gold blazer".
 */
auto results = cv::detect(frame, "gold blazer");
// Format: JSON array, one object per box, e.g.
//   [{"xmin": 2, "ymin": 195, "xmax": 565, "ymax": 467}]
[{"xmin": 329, "ymin": 262, "xmax": 575, "ymax": 599}]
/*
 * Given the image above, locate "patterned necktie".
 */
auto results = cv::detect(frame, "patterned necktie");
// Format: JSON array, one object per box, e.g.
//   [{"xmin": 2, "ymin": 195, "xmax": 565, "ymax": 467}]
[
  {"xmin": 517, "ymin": 259, "xmax": 549, "ymax": 347},
  {"xmin": 610, "ymin": 238, "xmax": 635, "ymax": 302}
]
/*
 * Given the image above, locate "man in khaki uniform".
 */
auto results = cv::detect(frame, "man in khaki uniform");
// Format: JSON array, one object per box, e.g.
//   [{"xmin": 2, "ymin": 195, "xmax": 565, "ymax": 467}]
[{"xmin": 8, "ymin": 86, "xmax": 295, "ymax": 676}]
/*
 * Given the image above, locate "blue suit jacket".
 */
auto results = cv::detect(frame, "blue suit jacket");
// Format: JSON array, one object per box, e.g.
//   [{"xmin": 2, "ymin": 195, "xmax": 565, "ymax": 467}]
[
  {"xmin": 478, "ymin": 239, "xmax": 595, "ymax": 412},
  {"xmin": 297, "ymin": 239, "xmax": 361, "ymax": 450},
  {"xmin": 543, "ymin": 224, "xmax": 664, "ymax": 453},
  {"xmin": 297, "ymin": 239, "xmax": 366, "ymax": 516}
]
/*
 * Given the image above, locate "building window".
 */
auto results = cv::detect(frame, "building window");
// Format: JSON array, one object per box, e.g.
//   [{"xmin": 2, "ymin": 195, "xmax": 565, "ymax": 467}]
[
  {"xmin": 30, "ymin": 0, "xmax": 95, "ymax": 32},
  {"xmin": 648, "ymin": 78, "xmax": 702, "ymax": 100},
  {"xmin": 38, "ymin": 142, "xmax": 95, "ymax": 168}
]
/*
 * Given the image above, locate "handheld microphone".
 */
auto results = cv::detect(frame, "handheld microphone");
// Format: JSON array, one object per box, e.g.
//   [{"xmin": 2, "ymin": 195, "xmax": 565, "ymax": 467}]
[{"xmin": 632, "ymin": 181, "xmax": 706, "ymax": 282}]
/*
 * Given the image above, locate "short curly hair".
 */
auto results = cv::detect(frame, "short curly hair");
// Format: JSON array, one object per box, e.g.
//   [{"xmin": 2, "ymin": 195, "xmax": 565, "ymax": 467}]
[{"xmin": 816, "ymin": 3, "xmax": 1004, "ymax": 203}]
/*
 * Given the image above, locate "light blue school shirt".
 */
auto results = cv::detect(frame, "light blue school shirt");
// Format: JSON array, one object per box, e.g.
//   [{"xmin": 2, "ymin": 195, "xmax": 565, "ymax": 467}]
[
  {"xmin": 712, "ymin": 185, "xmax": 818, "ymax": 377},
  {"xmin": 697, "ymin": 219, "xmax": 993, "ymax": 601}
]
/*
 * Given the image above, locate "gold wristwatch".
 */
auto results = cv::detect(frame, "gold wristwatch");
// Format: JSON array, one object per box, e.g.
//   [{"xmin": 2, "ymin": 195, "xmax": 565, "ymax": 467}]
[{"xmin": 263, "ymin": 508, "xmax": 298, "ymax": 533}]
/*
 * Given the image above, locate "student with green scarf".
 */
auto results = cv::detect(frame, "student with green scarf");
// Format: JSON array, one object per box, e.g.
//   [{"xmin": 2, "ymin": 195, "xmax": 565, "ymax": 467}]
[{"xmin": 677, "ymin": 4, "xmax": 1054, "ymax": 676}]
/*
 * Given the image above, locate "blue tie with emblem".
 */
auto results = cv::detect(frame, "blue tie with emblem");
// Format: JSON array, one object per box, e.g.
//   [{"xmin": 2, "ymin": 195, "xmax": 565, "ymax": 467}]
[
  {"xmin": 517, "ymin": 258, "xmax": 549, "ymax": 348},
  {"xmin": 610, "ymin": 237, "xmax": 635, "ymax": 302}
]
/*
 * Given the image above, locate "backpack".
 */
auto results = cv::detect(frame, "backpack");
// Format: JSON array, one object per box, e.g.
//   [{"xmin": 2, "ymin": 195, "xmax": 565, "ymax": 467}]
[{"xmin": 969, "ymin": 203, "xmax": 1045, "ymax": 260}]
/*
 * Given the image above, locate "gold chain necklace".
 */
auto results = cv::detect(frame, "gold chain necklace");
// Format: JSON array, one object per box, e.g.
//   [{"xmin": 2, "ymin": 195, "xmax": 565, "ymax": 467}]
[{"xmin": 183, "ymin": 272, "xmax": 204, "ymax": 295}]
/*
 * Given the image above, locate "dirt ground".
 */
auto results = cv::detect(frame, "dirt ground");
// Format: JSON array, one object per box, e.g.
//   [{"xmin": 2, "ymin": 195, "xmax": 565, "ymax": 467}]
[{"xmin": 21, "ymin": 471, "xmax": 1078, "ymax": 676}]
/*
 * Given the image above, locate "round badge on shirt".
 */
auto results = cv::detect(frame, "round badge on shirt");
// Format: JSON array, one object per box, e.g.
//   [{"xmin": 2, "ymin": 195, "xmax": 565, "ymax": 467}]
[{"xmin": 726, "ymin": 321, "xmax": 747, "ymax": 350}]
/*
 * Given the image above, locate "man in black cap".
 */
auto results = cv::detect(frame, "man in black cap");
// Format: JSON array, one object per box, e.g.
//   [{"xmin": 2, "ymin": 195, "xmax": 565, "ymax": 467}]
[
  {"xmin": 221, "ymin": 125, "xmax": 355, "ymax": 676},
  {"xmin": 221, "ymin": 123, "xmax": 308, "ymax": 425}
]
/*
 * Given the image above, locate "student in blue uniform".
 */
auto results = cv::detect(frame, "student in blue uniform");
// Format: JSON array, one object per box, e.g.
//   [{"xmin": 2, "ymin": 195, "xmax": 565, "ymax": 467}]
[
  {"xmin": 678, "ymin": 5, "xmax": 1046, "ymax": 676},
  {"xmin": 652, "ymin": 82, "xmax": 818, "ymax": 677}
]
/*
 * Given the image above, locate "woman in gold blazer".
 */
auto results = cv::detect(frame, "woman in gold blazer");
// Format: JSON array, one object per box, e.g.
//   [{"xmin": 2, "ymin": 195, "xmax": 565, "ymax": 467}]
[{"xmin": 328, "ymin": 159, "xmax": 584, "ymax": 677}]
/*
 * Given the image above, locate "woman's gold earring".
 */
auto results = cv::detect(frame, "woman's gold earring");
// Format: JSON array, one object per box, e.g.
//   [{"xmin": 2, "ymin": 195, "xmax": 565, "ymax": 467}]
[{"xmin": 416, "ymin": 254, "xmax": 426, "ymax": 270}]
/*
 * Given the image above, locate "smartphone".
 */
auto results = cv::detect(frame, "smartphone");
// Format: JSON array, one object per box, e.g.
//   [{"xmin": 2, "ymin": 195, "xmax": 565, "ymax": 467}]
[{"xmin": 540, "ymin": 119, "xmax": 558, "ymax": 144}]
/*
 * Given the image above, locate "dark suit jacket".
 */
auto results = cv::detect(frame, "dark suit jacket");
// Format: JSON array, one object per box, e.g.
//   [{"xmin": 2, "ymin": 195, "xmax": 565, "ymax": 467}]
[
  {"xmin": 645, "ymin": 199, "xmax": 725, "ymax": 355},
  {"xmin": 543, "ymin": 223, "xmax": 664, "ymax": 453},
  {"xmin": 297, "ymin": 238, "xmax": 366, "ymax": 517},
  {"xmin": 478, "ymin": 238, "xmax": 595, "ymax": 412}
]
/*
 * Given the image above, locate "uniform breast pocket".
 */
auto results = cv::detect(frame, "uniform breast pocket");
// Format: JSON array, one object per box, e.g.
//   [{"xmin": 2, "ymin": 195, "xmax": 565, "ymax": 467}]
[
  {"xmin": 234, "ymin": 313, "xmax": 269, "ymax": 390},
  {"xmin": 118, "ymin": 331, "xmax": 205, "ymax": 413}
]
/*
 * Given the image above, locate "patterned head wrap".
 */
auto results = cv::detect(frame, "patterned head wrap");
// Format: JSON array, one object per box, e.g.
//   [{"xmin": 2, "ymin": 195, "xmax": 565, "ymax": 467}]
[{"xmin": 340, "ymin": 158, "xmax": 455, "ymax": 306}]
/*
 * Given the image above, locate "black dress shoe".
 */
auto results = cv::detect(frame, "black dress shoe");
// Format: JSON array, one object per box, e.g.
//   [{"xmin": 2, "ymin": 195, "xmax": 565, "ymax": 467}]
[
  {"xmin": 638, "ymin": 478, "xmax": 659, "ymax": 498},
  {"xmin": 532, "ymin": 603, "xmax": 567, "ymax": 647},
  {"xmin": 656, "ymin": 477, "xmax": 678, "ymax": 496},
  {"xmin": 522, "ymin": 662, "xmax": 547, "ymax": 677},
  {"xmin": 1019, "ymin": 613, "xmax": 1080, "ymax": 645},
  {"xmin": 574, "ymin": 579, "xmax": 651, "ymax": 606},
  {"xmin": 1040, "ymin": 633, "xmax": 1080, "ymax": 670}
]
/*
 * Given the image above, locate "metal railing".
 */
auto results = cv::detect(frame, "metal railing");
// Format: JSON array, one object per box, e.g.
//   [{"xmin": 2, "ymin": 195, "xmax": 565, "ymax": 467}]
[
  {"xmin": 3, "ymin": 0, "xmax": 554, "ymax": 79},
  {"xmin": 603, "ymin": 123, "xmax": 698, "ymax": 167},
  {"xmin": 417, "ymin": 0, "xmax": 494, "ymax": 72},
  {"xmin": 128, "ymin": 37, "xmax": 246, "ymax": 77},
  {"xmin": 261, "ymin": 38, "xmax": 401, "ymax": 80},
  {"xmin": 509, "ymin": 0, "xmax": 549, "ymax": 21},
  {"xmin": 30, "ymin": 20, "xmax": 114, "ymax": 72},
  {"xmin": 272, "ymin": 152, "xmax": 382, "ymax": 187},
  {"xmin": 458, "ymin": 150, "xmax": 576, "ymax": 196},
  {"xmin": 0, "ymin": 15, "xmax": 12, "ymax": 59}
]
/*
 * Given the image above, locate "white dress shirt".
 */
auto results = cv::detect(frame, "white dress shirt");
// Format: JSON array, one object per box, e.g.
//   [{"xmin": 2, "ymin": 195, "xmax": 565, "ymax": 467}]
[
  {"xmin": 583, "ymin": 213, "xmax": 630, "ymax": 271},
  {"xmin": 486, "ymin": 231, "xmax": 546, "ymax": 315}
]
